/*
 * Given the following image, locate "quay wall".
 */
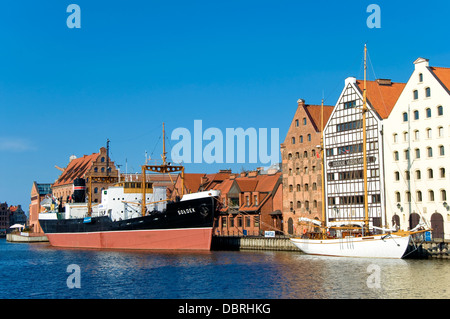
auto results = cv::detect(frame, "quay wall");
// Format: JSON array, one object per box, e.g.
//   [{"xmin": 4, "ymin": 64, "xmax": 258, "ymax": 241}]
[{"xmin": 211, "ymin": 236, "xmax": 299, "ymax": 252}]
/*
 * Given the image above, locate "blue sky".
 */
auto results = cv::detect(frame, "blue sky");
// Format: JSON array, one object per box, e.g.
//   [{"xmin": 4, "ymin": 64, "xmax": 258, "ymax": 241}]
[{"xmin": 1, "ymin": 0, "xmax": 449, "ymax": 210}]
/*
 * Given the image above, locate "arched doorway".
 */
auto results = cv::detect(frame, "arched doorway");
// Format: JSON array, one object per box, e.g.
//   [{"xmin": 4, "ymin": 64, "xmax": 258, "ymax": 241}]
[
  {"xmin": 409, "ymin": 213, "xmax": 420, "ymax": 230},
  {"xmin": 392, "ymin": 214, "xmax": 400, "ymax": 229},
  {"xmin": 288, "ymin": 217, "xmax": 294, "ymax": 235},
  {"xmin": 431, "ymin": 212, "xmax": 444, "ymax": 239}
]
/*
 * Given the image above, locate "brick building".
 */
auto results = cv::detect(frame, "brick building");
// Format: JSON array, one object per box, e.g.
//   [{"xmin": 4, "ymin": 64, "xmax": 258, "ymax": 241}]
[
  {"xmin": 52, "ymin": 146, "xmax": 119, "ymax": 205},
  {"xmin": 0, "ymin": 203, "xmax": 9, "ymax": 235},
  {"xmin": 29, "ymin": 182, "xmax": 52, "ymax": 234},
  {"xmin": 212, "ymin": 170, "xmax": 283, "ymax": 236},
  {"xmin": 280, "ymin": 99, "xmax": 334, "ymax": 236}
]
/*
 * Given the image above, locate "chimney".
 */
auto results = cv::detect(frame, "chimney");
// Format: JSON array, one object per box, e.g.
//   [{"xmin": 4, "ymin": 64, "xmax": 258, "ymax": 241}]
[
  {"xmin": 248, "ymin": 171, "xmax": 258, "ymax": 177},
  {"xmin": 345, "ymin": 77, "xmax": 357, "ymax": 85},
  {"xmin": 297, "ymin": 99, "xmax": 305, "ymax": 107},
  {"xmin": 376, "ymin": 79, "xmax": 392, "ymax": 86}
]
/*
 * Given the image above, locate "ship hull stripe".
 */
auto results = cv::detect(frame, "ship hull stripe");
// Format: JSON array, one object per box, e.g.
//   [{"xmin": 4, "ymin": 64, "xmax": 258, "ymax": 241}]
[{"xmin": 46, "ymin": 227, "xmax": 213, "ymax": 250}]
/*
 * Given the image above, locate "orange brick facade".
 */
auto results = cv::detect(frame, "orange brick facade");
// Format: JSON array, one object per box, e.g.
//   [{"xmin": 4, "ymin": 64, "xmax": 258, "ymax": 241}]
[{"xmin": 280, "ymin": 99, "xmax": 333, "ymax": 236}]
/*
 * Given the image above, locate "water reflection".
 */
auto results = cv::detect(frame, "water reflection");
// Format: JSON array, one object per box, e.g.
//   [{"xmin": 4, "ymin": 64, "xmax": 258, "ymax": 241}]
[{"xmin": 1, "ymin": 239, "xmax": 449, "ymax": 299}]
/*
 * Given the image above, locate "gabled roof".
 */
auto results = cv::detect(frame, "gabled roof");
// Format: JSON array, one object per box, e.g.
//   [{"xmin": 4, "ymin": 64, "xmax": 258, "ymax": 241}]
[
  {"xmin": 429, "ymin": 67, "xmax": 450, "ymax": 93},
  {"xmin": 52, "ymin": 153, "xmax": 99, "ymax": 187},
  {"xmin": 181, "ymin": 173, "xmax": 205, "ymax": 193},
  {"xmin": 304, "ymin": 104, "xmax": 334, "ymax": 132},
  {"xmin": 355, "ymin": 79, "xmax": 406, "ymax": 119}
]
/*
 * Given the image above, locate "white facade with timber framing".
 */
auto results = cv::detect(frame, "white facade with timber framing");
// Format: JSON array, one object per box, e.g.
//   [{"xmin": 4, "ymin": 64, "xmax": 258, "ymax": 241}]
[
  {"xmin": 323, "ymin": 76, "xmax": 405, "ymax": 229},
  {"xmin": 383, "ymin": 57, "xmax": 450, "ymax": 240}
]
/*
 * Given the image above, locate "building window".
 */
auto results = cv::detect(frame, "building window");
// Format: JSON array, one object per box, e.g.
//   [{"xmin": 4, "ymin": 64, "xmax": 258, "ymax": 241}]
[
  {"xmin": 427, "ymin": 147, "xmax": 433, "ymax": 158},
  {"xmin": 426, "ymin": 128, "xmax": 432, "ymax": 139},
  {"xmin": 344, "ymin": 101, "xmax": 357, "ymax": 109},
  {"xmin": 304, "ymin": 183, "xmax": 309, "ymax": 191},
  {"xmin": 292, "ymin": 137, "xmax": 295, "ymax": 144},
  {"xmin": 417, "ymin": 191, "xmax": 422, "ymax": 202},
  {"xmin": 295, "ymin": 119, "xmax": 299, "ymax": 127},
  {"xmin": 288, "ymin": 153, "xmax": 292, "ymax": 160},
  {"xmin": 428, "ymin": 168, "xmax": 434, "ymax": 179},
  {"xmin": 413, "ymin": 110, "xmax": 419, "ymax": 120},
  {"xmin": 416, "ymin": 170, "xmax": 421, "ymax": 180},
  {"xmin": 406, "ymin": 191, "xmax": 411, "ymax": 203},
  {"xmin": 94, "ymin": 167, "xmax": 98, "ymax": 173},
  {"xmin": 300, "ymin": 135, "xmax": 303, "ymax": 143},
  {"xmin": 404, "ymin": 149, "xmax": 409, "ymax": 160},
  {"xmin": 413, "ymin": 90, "xmax": 418, "ymax": 100},
  {"xmin": 304, "ymin": 151, "xmax": 308, "ymax": 158},
  {"xmin": 403, "ymin": 132, "xmax": 409, "ymax": 142},
  {"xmin": 438, "ymin": 126, "xmax": 444, "ymax": 137},
  {"xmin": 441, "ymin": 190, "xmax": 447, "ymax": 201},
  {"xmin": 402, "ymin": 112, "xmax": 408, "ymax": 122},
  {"xmin": 393, "ymin": 134, "xmax": 398, "ymax": 143},
  {"xmin": 254, "ymin": 195, "xmax": 258, "ymax": 206},
  {"xmin": 289, "ymin": 185, "xmax": 293, "ymax": 192},
  {"xmin": 415, "ymin": 148, "xmax": 420, "ymax": 159},
  {"xmin": 94, "ymin": 187, "xmax": 98, "ymax": 194},
  {"xmin": 419, "ymin": 73, "xmax": 423, "ymax": 82},
  {"xmin": 101, "ymin": 167, "xmax": 105, "ymax": 172},
  {"xmin": 304, "ymin": 166, "xmax": 308, "ymax": 174},
  {"xmin": 439, "ymin": 145, "xmax": 445, "ymax": 156},
  {"xmin": 296, "ymin": 184, "xmax": 301, "ymax": 191},
  {"xmin": 307, "ymin": 134, "xmax": 311, "ymax": 141},
  {"xmin": 394, "ymin": 151, "xmax": 399, "ymax": 161},
  {"xmin": 425, "ymin": 87, "xmax": 431, "ymax": 97},
  {"xmin": 426, "ymin": 108, "xmax": 431, "ymax": 118},
  {"xmin": 429, "ymin": 190, "xmax": 435, "ymax": 202},
  {"xmin": 303, "ymin": 117, "xmax": 307, "ymax": 125},
  {"xmin": 101, "ymin": 157, "xmax": 105, "ymax": 162},
  {"xmin": 414, "ymin": 130, "xmax": 420, "ymax": 141},
  {"xmin": 440, "ymin": 167, "xmax": 446, "ymax": 178},
  {"xmin": 394, "ymin": 171, "xmax": 400, "ymax": 181},
  {"xmin": 395, "ymin": 192, "xmax": 401, "ymax": 203},
  {"xmin": 405, "ymin": 170, "xmax": 410, "ymax": 180},
  {"xmin": 297, "ymin": 201, "xmax": 301, "ymax": 208},
  {"xmin": 437, "ymin": 105, "xmax": 443, "ymax": 116}
]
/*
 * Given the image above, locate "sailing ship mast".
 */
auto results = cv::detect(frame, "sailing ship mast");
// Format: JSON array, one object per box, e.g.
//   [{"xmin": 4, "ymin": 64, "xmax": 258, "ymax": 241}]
[
  {"xmin": 320, "ymin": 98, "xmax": 326, "ymax": 237},
  {"xmin": 362, "ymin": 44, "xmax": 370, "ymax": 234}
]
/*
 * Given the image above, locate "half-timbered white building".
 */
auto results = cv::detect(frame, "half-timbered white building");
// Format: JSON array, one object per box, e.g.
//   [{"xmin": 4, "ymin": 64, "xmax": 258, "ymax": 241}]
[{"xmin": 323, "ymin": 77, "xmax": 405, "ymax": 229}]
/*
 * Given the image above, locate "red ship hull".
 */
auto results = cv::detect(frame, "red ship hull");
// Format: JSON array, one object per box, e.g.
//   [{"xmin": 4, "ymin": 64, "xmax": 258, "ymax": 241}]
[{"xmin": 45, "ymin": 227, "xmax": 213, "ymax": 250}]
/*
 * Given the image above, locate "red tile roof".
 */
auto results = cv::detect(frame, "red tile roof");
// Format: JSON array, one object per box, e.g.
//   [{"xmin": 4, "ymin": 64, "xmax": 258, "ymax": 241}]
[
  {"xmin": 355, "ymin": 80, "xmax": 406, "ymax": 119},
  {"xmin": 429, "ymin": 67, "xmax": 450, "ymax": 93},
  {"xmin": 53, "ymin": 153, "xmax": 99, "ymax": 187}
]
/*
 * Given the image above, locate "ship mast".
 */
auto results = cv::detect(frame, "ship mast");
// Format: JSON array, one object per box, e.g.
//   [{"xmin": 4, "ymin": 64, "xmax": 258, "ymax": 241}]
[
  {"xmin": 140, "ymin": 123, "xmax": 185, "ymax": 217},
  {"xmin": 320, "ymin": 98, "xmax": 326, "ymax": 237},
  {"xmin": 362, "ymin": 44, "xmax": 369, "ymax": 233}
]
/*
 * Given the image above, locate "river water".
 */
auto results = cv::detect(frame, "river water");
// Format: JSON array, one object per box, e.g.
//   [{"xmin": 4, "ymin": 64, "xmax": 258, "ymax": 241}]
[{"xmin": 0, "ymin": 238, "xmax": 449, "ymax": 299}]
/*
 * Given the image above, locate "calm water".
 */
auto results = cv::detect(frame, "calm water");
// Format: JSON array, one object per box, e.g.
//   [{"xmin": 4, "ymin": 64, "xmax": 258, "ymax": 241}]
[{"xmin": 0, "ymin": 238, "xmax": 449, "ymax": 299}]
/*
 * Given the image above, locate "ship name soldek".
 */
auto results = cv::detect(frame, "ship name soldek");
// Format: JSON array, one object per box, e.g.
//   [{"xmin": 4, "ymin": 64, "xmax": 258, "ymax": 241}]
[{"xmin": 177, "ymin": 208, "xmax": 196, "ymax": 215}]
